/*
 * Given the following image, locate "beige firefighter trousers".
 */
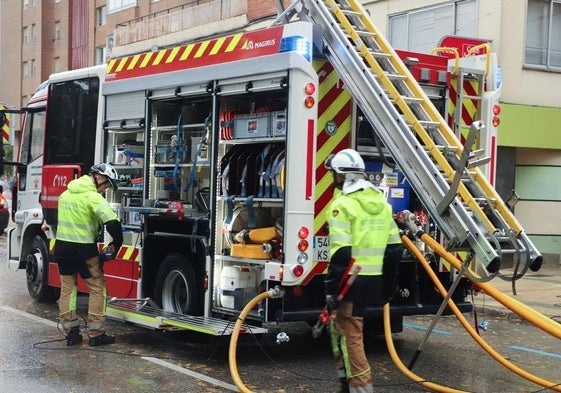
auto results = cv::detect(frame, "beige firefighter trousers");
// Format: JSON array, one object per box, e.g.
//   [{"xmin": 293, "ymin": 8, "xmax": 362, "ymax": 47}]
[
  {"xmin": 58, "ymin": 256, "xmax": 107, "ymax": 338},
  {"xmin": 331, "ymin": 300, "xmax": 373, "ymax": 393}
]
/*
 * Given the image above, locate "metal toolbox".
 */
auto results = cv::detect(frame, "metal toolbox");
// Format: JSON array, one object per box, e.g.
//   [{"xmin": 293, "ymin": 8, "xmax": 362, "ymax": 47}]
[{"xmin": 233, "ymin": 113, "xmax": 271, "ymax": 139}]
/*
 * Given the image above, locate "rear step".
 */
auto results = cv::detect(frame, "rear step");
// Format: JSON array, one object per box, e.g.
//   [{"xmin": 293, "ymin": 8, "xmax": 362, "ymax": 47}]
[{"xmin": 106, "ymin": 298, "xmax": 268, "ymax": 335}]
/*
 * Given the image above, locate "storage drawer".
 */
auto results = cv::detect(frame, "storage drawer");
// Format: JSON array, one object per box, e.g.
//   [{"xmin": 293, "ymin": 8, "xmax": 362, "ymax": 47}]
[{"xmin": 233, "ymin": 113, "xmax": 270, "ymax": 139}]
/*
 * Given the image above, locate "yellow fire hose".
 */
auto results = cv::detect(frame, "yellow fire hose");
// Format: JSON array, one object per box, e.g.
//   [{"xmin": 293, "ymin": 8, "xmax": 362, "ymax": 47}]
[
  {"xmin": 229, "ymin": 288, "xmax": 280, "ymax": 393},
  {"xmin": 420, "ymin": 233, "xmax": 561, "ymax": 340},
  {"xmin": 230, "ymin": 233, "xmax": 561, "ymax": 393},
  {"xmin": 231, "ymin": 286, "xmax": 471, "ymax": 393},
  {"xmin": 401, "ymin": 234, "xmax": 561, "ymax": 391},
  {"xmin": 383, "ymin": 304, "xmax": 471, "ymax": 393}
]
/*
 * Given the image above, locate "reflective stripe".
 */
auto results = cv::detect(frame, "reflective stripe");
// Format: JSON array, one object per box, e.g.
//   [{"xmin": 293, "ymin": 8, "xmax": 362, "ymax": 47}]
[
  {"xmin": 57, "ymin": 175, "xmax": 118, "ymax": 244},
  {"xmin": 88, "ymin": 322, "xmax": 104, "ymax": 330},
  {"xmin": 330, "ymin": 220, "xmax": 351, "ymax": 230},
  {"xmin": 353, "ymin": 264, "xmax": 383, "ymax": 275},
  {"xmin": 57, "ymin": 219, "xmax": 98, "ymax": 232},
  {"xmin": 350, "ymin": 385, "xmax": 374, "ymax": 393},
  {"xmin": 330, "ymin": 233, "xmax": 353, "ymax": 243},
  {"xmin": 353, "ymin": 248, "xmax": 385, "ymax": 257},
  {"xmin": 62, "ymin": 319, "xmax": 80, "ymax": 330}
]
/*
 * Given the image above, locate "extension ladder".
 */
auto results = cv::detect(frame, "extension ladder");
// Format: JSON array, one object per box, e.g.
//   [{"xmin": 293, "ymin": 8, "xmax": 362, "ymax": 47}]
[{"xmin": 285, "ymin": 0, "xmax": 542, "ymax": 273}]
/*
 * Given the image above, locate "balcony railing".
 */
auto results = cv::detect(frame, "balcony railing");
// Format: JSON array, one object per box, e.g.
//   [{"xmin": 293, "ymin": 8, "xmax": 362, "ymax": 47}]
[{"xmin": 114, "ymin": 0, "xmax": 248, "ymax": 46}]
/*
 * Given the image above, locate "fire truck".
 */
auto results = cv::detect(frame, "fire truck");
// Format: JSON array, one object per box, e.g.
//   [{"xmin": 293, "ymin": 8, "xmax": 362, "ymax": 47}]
[{"xmin": 6, "ymin": 0, "xmax": 541, "ymax": 336}]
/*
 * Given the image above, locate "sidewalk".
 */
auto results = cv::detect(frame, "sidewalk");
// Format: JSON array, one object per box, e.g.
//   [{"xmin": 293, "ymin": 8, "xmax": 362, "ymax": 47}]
[{"xmin": 472, "ymin": 262, "xmax": 561, "ymax": 324}]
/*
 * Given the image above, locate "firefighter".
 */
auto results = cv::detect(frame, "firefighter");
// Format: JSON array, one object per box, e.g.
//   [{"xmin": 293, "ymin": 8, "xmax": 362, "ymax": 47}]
[
  {"xmin": 55, "ymin": 163, "xmax": 123, "ymax": 346},
  {"xmin": 324, "ymin": 149, "xmax": 403, "ymax": 393}
]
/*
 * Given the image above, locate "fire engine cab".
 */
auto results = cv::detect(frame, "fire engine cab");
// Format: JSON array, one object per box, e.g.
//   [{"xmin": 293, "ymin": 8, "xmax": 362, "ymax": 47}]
[{"xmin": 6, "ymin": 0, "xmax": 541, "ymax": 336}]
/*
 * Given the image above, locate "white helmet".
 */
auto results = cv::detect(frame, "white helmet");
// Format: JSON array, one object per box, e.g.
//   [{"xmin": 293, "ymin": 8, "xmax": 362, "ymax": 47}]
[
  {"xmin": 325, "ymin": 149, "xmax": 365, "ymax": 174},
  {"xmin": 90, "ymin": 163, "xmax": 119, "ymax": 190}
]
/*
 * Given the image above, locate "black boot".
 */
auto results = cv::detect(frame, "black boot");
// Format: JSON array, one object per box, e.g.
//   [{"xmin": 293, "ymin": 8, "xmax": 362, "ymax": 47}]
[
  {"xmin": 338, "ymin": 377, "xmax": 350, "ymax": 393},
  {"xmin": 66, "ymin": 326, "xmax": 83, "ymax": 346},
  {"xmin": 88, "ymin": 334, "xmax": 115, "ymax": 347}
]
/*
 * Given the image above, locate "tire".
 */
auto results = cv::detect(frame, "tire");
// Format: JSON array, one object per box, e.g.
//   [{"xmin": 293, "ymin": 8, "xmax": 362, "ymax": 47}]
[
  {"xmin": 153, "ymin": 254, "xmax": 201, "ymax": 315},
  {"xmin": 26, "ymin": 235, "xmax": 59, "ymax": 303}
]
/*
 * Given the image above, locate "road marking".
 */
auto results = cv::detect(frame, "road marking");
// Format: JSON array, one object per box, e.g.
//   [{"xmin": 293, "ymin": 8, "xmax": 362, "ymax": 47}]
[
  {"xmin": 4, "ymin": 306, "xmax": 240, "ymax": 391},
  {"xmin": 509, "ymin": 345, "xmax": 561, "ymax": 360},
  {"xmin": 143, "ymin": 356, "xmax": 239, "ymax": 391},
  {"xmin": 1, "ymin": 305, "xmax": 58, "ymax": 328},
  {"xmin": 403, "ymin": 322, "xmax": 453, "ymax": 335}
]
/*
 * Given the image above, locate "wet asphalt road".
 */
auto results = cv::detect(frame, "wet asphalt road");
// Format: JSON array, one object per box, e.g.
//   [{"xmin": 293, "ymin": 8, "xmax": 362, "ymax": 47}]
[{"xmin": 1, "ymin": 223, "xmax": 561, "ymax": 393}]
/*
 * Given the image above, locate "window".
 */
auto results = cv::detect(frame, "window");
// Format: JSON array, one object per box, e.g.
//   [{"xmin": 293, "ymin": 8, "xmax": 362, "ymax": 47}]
[
  {"xmin": 388, "ymin": 0, "xmax": 477, "ymax": 53},
  {"xmin": 23, "ymin": 0, "xmax": 29, "ymax": 9},
  {"xmin": 20, "ymin": 109, "xmax": 45, "ymax": 165},
  {"xmin": 95, "ymin": 46, "xmax": 107, "ymax": 65},
  {"xmin": 107, "ymin": 0, "xmax": 137, "ymax": 14},
  {"xmin": 31, "ymin": 59, "xmax": 36, "ymax": 76},
  {"xmin": 23, "ymin": 26, "xmax": 29, "ymax": 44},
  {"xmin": 97, "ymin": 6, "xmax": 107, "ymax": 26},
  {"xmin": 22, "ymin": 61, "xmax": 29, "ymax": 78},
  {"xmin": 55, "ymin": 21, "xmax": 61, "ymax": 40},
  {"xmin": 106, "ymin": 34, "xmax": 114, "ymax": 57},
  {"xmin": 45, "ymin": 77, "xmax": 100, "ymax": 172},
  {"xmin": 525, "ymin": 0, "xmax": 561, "ymax": 69},
  {"xmin": 54, "ymin": 57, "xmax": 61, "ymax": 73},
  {"xmin": 31, "ymin": 23, "xmax": 36, "ymax": 42}
]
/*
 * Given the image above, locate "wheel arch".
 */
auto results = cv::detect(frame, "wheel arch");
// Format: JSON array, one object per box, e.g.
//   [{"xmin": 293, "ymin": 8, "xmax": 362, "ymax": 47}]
[{"xmin": 142, "ymin": 233, "xmax": 207, "ymax": 300}]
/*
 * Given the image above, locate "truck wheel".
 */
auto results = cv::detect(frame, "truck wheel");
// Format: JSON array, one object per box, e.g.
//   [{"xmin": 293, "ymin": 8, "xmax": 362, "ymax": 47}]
[
  {"xmin": 153, "ymin": 255, "xmax": 201, "ymax": 315},
  {"xmin": 26, "ymin": 235, "xmax": 59, "ymax": 303}
]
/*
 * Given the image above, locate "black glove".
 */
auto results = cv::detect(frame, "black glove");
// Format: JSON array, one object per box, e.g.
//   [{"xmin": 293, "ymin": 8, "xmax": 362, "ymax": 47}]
[
  {"xmin": 325, "ymin": 294, "xmax": 340, "ymax": 312},
  {"xmin": 99, "ymin": 244, "xmax": 117, "ymax": 263}
]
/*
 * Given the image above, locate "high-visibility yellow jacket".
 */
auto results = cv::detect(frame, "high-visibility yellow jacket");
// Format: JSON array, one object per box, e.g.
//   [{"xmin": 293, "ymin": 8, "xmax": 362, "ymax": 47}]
[
  {"xmin": 56, "ymin": 175, "xmax": 119, "ymax": 244},
  {"xmin": 328, "ymin": 187, "xmax": 400, "ymax": 276}
]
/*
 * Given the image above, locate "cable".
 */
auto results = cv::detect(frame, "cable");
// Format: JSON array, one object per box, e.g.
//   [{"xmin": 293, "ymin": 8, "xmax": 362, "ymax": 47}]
[{"xmin": 402, "ymin": 234, "xmax": 561, "ymax": 392}]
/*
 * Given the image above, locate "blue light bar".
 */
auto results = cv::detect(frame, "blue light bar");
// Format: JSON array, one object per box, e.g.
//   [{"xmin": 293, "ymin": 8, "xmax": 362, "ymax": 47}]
[{"xmin": 279, "ymin": 36, "xmax": 311, "ymax": 61}]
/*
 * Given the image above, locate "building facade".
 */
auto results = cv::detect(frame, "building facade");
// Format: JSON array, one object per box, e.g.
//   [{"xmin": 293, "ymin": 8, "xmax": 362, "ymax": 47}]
[
  {"xmin": 0, "ymin": 0, "xmax": 286, "ymax": 156},
  {"xmin": 0, "ymin": 0, "xmax": 559, "ymax": 255}
]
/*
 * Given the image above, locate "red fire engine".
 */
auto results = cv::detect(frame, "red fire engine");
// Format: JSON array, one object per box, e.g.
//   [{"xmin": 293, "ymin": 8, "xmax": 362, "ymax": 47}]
[{"xmin": 6, "ymin": 1, "xmax": 539, "ymax": 336}]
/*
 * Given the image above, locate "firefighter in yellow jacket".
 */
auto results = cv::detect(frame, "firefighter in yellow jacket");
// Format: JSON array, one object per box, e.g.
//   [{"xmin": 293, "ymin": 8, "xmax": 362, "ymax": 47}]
[
  {"xmin": 324, "ymin": 149, "xmax": 403, "ymax": 393},
  {"xmin": 55, "ymin": 163, "xmax": 123, "ymax": 346}
]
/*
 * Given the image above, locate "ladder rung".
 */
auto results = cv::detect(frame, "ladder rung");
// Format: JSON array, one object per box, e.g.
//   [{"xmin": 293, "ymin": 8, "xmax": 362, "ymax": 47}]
[
  {"xmin": 399, "ymin": 95, "xmax": 424, "ymax": 104},
  {"xmin": 418, "ymin": 120, "xmax": 440, "ymax": 127},
  {"xmin": 363, "ymin": 49, "xmax": 391, "ymax": 59},
  {"xmin": 378, "ymin": 72, "xmax": 407, "ymax": 81},
  {"xmin": 355, "ymin": 30, "xmax": 376, "ymax": 38},
  {"xmin": 428, "ymin": 145, "xmax": 460, "ymax": 153},
  {"xmin": 467, "ymin": 157, "xmax": 491, "ymax": 168},
  {"xmin": 340, "ymin": 9, "xmax": 362, "ymax": 17}
]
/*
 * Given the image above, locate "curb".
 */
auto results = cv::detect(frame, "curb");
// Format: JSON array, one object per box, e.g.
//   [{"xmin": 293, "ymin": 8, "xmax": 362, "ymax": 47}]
[{"xmin": 473, "ymin": 304, "xmax": 520, "ymax": 320}]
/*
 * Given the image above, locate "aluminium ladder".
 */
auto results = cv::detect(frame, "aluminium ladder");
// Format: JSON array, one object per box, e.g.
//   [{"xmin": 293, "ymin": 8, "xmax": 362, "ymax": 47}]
[{"xmin": 289, "ymin": 0, "xmax": 542, "ymax": 273}]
